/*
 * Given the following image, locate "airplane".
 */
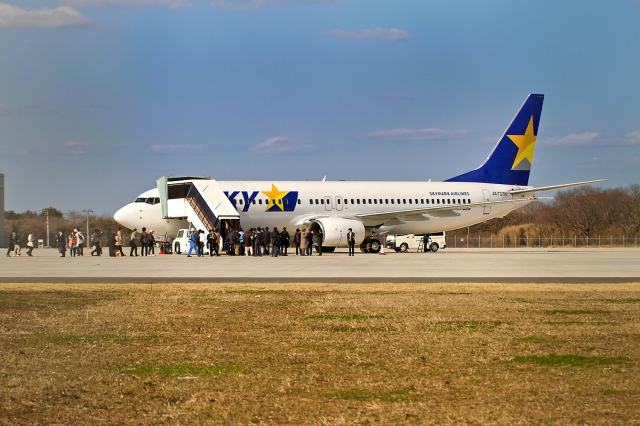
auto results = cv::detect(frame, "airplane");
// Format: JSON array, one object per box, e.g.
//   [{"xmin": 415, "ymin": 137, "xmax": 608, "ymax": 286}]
[{"xmin": 114, "ymin": 94, "xmax": 604, "ymax": 253}]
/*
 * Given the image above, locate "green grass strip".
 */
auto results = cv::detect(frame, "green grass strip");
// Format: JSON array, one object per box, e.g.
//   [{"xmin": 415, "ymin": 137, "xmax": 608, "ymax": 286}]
[
  {"xmin": 512, "ymin": 354, "xmax": 628, "ymax": 367},
  {"xmin": 114, "ymin": 363, "xmax": 244, "ymax": 376}
]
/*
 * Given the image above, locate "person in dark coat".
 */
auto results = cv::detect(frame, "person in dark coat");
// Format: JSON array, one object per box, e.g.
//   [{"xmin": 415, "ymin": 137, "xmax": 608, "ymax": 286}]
[
  {"xmin": 90, "ymin": 229, "xmax": 103, "ymax": 256},
  {"xmin": 270, "ymin": 227, "xmax": 280, "ymax": 257},
  {"xmin": 139, "ymin": 227, "xmax": 148, "ymax": 257},
  {"xmin": 306, "ymin": 230, "xmax": 314, "ymax": 256},
  {"xmin": 262, "ymin": 227, "xmax": 271, "ymax": 256},
  {"xmin": 293, "ymin": 229, "xmax": 301, "ymax": 256},
  {"xmin": 6, "ymin": 231, "xmax": 16, "ymax": 257},
  {"xmin": 243, "ymin": 229, "xmax": 253, "ymax": 256},
  {"xmin": 316, "ymin": 227, "xmax": 323, "ymax": 256},
  {"xmin": 107, "ymin": 231, "xmax": 116, "ymax": 257},
  {"xmin": 56, "ymin": 230, "xmax": 66, "ymax": 257},
  {"xmin": 254, "ymin": 228, "xmax": 263, "ymax": 257},
  {"xmin": 280, "ymin": 227, "xmax": 290, "ymax": 256},
  {"xmin": 129, "ymin": 228, "xmax": 138, "ymax": 256},
  {"xmin": 347, "ymin": 228, "xmax": 356, "ymax": 256}
]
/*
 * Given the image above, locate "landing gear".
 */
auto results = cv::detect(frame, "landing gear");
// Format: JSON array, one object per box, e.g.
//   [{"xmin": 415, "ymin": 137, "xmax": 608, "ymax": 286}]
[{"xmin": 360, "ymin": 238, "xmax": 381, "ymax": 253}]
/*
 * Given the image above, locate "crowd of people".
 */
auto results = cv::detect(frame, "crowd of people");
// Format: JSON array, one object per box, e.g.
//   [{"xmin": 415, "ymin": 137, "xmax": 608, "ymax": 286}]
[
  {"xmin": 184, "ymin": 226, "xmax": 327, "ymax": 257},
  {"xmin": 5, "ymin": 224, "xmax": 359, "ymax": 258}
]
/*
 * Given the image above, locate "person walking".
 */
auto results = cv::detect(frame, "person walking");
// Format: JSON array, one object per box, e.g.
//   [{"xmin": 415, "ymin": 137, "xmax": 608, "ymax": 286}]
[
  {"xmin": 148, "ymin": 230, "xmax": 156, "ymax": 256},
  {"xmin": 280, "ymin": 227, "xmax": 290, "ymax": 256},
  {"xmin": 90, "ymin": 229, "xmax": 103, "ymax": 256},
  {"xmin": 75, "ymin": 229, "xmax": 84, "ymax": 256},
  {"xmin": 115, "ymin": 229, "xmax": 125, "ymax": 257},
  {"xmin": 56, "ymin": 230, "xmax": 66, "ymax": 257},
  {"xmin": 26, "ymin": 232, "xmax": 35, "ymax": 257},
  {"xmin": 129, "ymin": 228, "xmax": 139, "ymax": 256},
  {"xmin": 300, "ymin": 227, "xmax": 308, "ymax": 256},
  {"xmin": 13, "ymin": 231, "xmax": 22, "ymax": 257},
  {"xmin": 139, "ymin": 227, "xmax": 148, "ymax": 257},
  {"xmin": 187, "ymin": 228, "xmax": 201, "ymax": 257},
  {"xmin": 347, "ymin": 228, "xmax": 356, "ymax": 256},
  {"xmin": 6, "ymin": 231, "xmax": 16, "ymax": 257},
  {"xmin": 107, "ymin": 230, "xmax": 116, "ymax": 257},
  {"xmin": 69, "ymin": 231, "xmax": 77, "ymax": 257},
  {"xmin": 207, "ymin": 230, "xmax": 216, "ymax": 257},
  {"xmin": 243, "ymin": 228, "xmax": 253, "ymax": 256}
]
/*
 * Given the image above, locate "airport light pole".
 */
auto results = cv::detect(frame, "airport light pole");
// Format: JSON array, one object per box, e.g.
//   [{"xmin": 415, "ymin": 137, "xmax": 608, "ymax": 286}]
[
  {"xmin": 44, "ymin": 208, "xmax": 50, "ymax": 248},
  {"xmin": 83, "ymin": 209, "xmax": 93, "ymax": 248}
]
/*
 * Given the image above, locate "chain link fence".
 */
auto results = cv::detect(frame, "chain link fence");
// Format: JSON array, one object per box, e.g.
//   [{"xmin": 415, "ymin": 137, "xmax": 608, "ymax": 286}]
[{"xmin": 449, "ymin": 234, "xmax": 639, "ymax": 248}]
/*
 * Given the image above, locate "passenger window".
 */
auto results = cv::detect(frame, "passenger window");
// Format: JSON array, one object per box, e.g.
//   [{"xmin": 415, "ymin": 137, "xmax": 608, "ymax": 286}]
[
  {"xmin": 420, "ymin": 199, "xmax": 424, "ymax": 204},
  {"xmin": 368, "ymin": 199, "xmax": 372, "ymax": 204},
  {"xmin": 437, "ymin": 199, "xmax": 440, "ymax": 204},
  {"xmin": 315, "ymin": 199, "xmax": 319, "ymax": 204},
  {"xmin": 297, "ymin": 199, "xmax": 301, "ymax": 204},
  {"xmin": 409, "ymin": 199, "xmax": 412, "ymax": 204},
  {"xmin": 374, "ymin": 199, "xmax": 377, "ymax": 204},
  {"xmin": 403, "ymin": 199, "xmax": 406, "ymax": 204},
  {"xmin": 391, "ymin": 199, "xmax": 394, "ymax": 204},
  {"xmin": 310, "ymin": 199, "xmax": 313, "ymax": 204},
  {"xmin": 385, "ymin": 199, "xmax": 389, "ymax": 204},
  {"xmin": 447, "ymin": 199, "xmax": 450, "ymax": 204},
  {"xmin": 278, "ymin": 199, "xmax": 282, "ymax": 205},
  {"xmin": 458, "ymin": 199, "xmax": 461, "ymax": 204},
  {"xmin": 320, "ymin": 199, "xmax": 324, "ymax": 204},
  {"xmin": 397, "ymin": 199, "xmax": 400, "ymax": 204},
  {"xmin": 351, "ymin": 199, "xmax": 354, "ymax": 204},
  {"xmin": 468, "ymin": 198, "xmax": 471, "ymax": 203},
  {"xmin": 253, "ymin": 200, "xmax": 256, "ymax": 205},
  {"xmin": 239, "ymin": 199, "xmax": 243, "ymax": 205},
  {"xmin": 337, "ymin": 199, "xmax": 341, "ymax": 204},
  {"xmin": 363, "ymin": 199, "xmax": 367, "ymax": 204},
  {"xmin": 426, "ymin": 199, "xmax": 430, "ymax": 204},
  {"xmin": 379, "ymin": 199, "xmax": 383, "ymax": 204},
  {"xmin": 357, "ymin": 199, "xmax": 360, "ymax": 204},
  {"xmin": 259, "ymin": 199, "xmax": 263, "ymax": 205}
]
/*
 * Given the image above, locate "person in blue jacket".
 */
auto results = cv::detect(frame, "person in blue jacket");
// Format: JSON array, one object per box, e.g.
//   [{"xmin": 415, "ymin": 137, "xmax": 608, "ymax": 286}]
[{"xmin": 187, "ymin": 228, "xmax": 201, "ymax": 257}]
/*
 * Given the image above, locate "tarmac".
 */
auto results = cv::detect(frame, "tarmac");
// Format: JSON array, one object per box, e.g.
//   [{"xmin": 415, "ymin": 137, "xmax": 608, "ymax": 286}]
[{"xmin": 0, "ymin": 247, "xmax": 639, "ymax": 283}]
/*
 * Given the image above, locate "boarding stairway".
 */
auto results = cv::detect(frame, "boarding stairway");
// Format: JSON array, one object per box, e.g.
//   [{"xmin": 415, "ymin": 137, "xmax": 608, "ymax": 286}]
[{"xmin": 157, "ymin": 176, "xmax": 240, "ymax": 232}]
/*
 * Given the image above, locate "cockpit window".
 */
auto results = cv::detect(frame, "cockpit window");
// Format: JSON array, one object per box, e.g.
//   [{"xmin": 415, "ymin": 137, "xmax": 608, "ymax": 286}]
[
  {"xmin": 135, "ymin": 197, "xmax": 146, "ymax": 203},
  {"xmin": 145, "ymin": 198, "xmax": 154, "ymax": 205}
]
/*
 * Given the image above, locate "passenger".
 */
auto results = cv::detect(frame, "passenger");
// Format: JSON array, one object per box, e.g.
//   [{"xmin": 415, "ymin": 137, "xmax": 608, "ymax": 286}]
[
  {"xmin": 187, "ymin": 228, "xmax": 201, "ymax": 257},
  {"xmin": 197, "ymin": 230, "xmax": 205, "ymax": 255},
  {"xmin": 300, "ymin": 227, "xmax": 308, "ymax": 256},
  {"xmin": 107, "ymin": 230, "xmax": 116, "ymax": 257},
  {"xmin": 280, "ymin": 227, "xmax": 290, "ymax": 256},
  {"xmin": 139, "ymin": 227, "xmax": 148, "ymax": 257},
  {"xmin": 293, "ymin": 228, "xmax": 301, "ymax": 255},
  {"xmin": 254, "ymin": 228, "xmax": 263, "ymax": 257},
  {"xmin": 90, "ymin": 228, "xmax": 103, "ymax": 256},
  {"xmin": 243, "ymin": 228, "xmax": 252, "ymax": 256},
  {"xmin": 262, "ymin": 227, "xmax": 271, "ymax": 256},
  {"xmin": 129, "ymin": 228, "xmax": 139, "ymax": 256},
  {"xmin": 207, "ymin": 229, "xmax": 216, "ymax": 257},
  {"xmin": 69, "ymin": 231, "xmax": 77, "ymax": 257},
  {"xmin": 316, "ymin": 227, "xmax": 323, "ymax": 256},
  {"xmin": 6, "ymin": 231, "xmax": 16, "ymax": 257},
  {"xmin": 306, "ymin": 230, "xmax": 314, "ymax": 256},
  {"xmin": 75, "ymin": 229, "xmax": 85, "ymax": 256},
  {"xmin": 213, "ymin": 229, "xmax": 221, "ymax": 256},
  {"xmin": 115, "ymin": 229, "xmax": 125, "ymax": 257},
  {"xmin": 56, "ymin": 230, "xmax": 66, "ymax": 257},
  {"xmin": 271, "ymin": 227, "xmax": 280, "ymax": 257},
  {"xmin": 148, "ymin": 230, "xmax": 156, "ymax": 256},
  {"xmin": 26, "ymin": 231, "xmax": 35, "ymax": 257},
  {"xmin": 13, "ymin": 231, "xmax": 21, "ymax": 257},
  {"xmin": 238, "ymin": 228, "xmax": 244, "ymax": 256}
]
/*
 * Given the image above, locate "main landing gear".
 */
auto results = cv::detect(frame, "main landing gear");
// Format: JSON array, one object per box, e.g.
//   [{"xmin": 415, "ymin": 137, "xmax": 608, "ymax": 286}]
[{"xmin": 360, "ymin": 238, "xmax": 381, "ymax": 254}]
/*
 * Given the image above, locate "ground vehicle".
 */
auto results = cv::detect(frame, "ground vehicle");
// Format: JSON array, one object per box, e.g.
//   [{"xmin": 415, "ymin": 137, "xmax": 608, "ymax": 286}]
[
  {"xmin": 386, "ymin": 232, "xmax": 446, "ymax": 253},
  {"xmin": 173, "ymin": 228, "xmax": 209, "ymax": 255}
]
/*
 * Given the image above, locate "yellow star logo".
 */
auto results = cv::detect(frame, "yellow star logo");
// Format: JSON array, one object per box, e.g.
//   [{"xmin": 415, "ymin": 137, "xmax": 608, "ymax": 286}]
[
  {"xmin": 261, "ymin": 184, "xmax": 289, "ymax": 211},
  {"xmin": 508, "ymin": 115, "xmax": 537, "ymax": 170}
]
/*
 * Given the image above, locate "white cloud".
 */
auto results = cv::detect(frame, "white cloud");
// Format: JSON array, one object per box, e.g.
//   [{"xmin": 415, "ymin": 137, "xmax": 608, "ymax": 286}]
[
  {"xmin": 0, "ymin": 3, "xmax": 95, "ymax": 28},
  {"xmin": 210, "ymin": 0, "xmax": 340, "ymax": 10},
  {"xmin": 61, "ymin": 0, "xmax": 196, "ymax": 7},
  {"xmin": 366, "ymin": 128, "xmax": 468, "ymax": 141},
  {"xmin": 323, "ymin": 27, "xmax": 410, "ymax": 41},
  {"xmin": 149, "ymin": 144, "xmax": 204, "ymax": 153},
  {"xmin": 545, "ymin": 131, "xmax": 640, "ymax": 146},
  {"xmin": 252, "ymin": 136, "xmax": 312, "ymax": 154}
]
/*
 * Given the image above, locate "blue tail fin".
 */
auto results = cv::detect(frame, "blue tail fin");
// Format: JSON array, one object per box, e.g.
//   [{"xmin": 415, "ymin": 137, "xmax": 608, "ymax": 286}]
[{"xmin": 445, "ymin": 94, "xmax": 544, "ymax": 186}]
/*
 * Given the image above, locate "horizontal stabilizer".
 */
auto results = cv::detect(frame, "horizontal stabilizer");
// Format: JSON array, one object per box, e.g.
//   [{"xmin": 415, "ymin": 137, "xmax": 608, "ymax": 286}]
[{"xmin": 510, "ymin": 179, "xmax": 606, "ymax": 198}]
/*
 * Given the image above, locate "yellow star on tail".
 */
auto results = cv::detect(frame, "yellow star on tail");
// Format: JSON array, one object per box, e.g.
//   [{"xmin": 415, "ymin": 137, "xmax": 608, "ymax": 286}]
[
  {"xmin": 508, "ymin": 116, "xmax": 537, "ymax": 170},
  {"xmin": 261, "ymin": 184, "xmax": 289, "ymax": 211}
]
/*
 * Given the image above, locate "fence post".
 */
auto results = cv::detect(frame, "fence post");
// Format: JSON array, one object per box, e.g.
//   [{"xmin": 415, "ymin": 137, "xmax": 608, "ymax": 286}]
[
  {"xmin": 575, "ymin": 235, "xmax": 577, "ymax": 247},
  {"xmin": 598, "ymin": 235, "xmax": 600, "ymax": 247},
  {"xmin": 526, "ymin": 236, "xmax": 529, "ymax": 247},
  {"xmin": 562, "ymin": 235, "xmax": 564, "ymax": 247},
  {"xmin": 586, "ymin": 236, "xmax": 588, "ymax": 247},
  {"xmin": 551, "ymin": 235, "xmax": 553, "ymax": 247},
  {"xmin": 491, "ymin": 235, "xmax": 493, "ymax": 248},
  {"xmin": 515, "ymin": 235, "xmax": 517, "ymax": 248},
  {"xmin": 478, "ymin": 235, "xmax": 480, "ymax": 248},
  {"xmin": 455, "ymin": 234, "xmax": 456, "ymax": 248},
  {"xmin": 611, "ymin": 235, "xmax": 613, "ymax": 247},
  {"xmin": 503, "ymin": 235, "xmax": 505, "ymax": 248},
  {"xmin": 538, "ymin": 235, "xmax": 541, "ymax": 247},
  {"xmin": 623, "ymin": 236, "xmax": 625, "ymax": 247}
]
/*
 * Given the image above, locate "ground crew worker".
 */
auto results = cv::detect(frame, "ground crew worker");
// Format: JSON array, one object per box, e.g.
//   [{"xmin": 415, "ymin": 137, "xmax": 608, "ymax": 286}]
[{"xmin": 347, "ymin": 228, "xmax": 356, "ymax": 256}]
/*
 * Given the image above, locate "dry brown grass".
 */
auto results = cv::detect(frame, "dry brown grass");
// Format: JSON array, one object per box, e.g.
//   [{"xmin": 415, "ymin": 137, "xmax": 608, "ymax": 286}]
[{"xmin": 1, "ymin": 283, "xmax": 639, "ymax": 425}]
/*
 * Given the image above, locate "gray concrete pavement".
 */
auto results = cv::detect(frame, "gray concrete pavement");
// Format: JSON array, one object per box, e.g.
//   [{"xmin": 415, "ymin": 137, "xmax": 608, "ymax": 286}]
[{"xmin": 1, "ymin": 247, "xmax": 639, "ymax": 283}]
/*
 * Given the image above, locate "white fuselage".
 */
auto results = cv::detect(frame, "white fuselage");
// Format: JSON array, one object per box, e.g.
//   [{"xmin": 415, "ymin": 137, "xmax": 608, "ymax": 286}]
[{"xmin": 114, "ymin": 180, "xmax": 532, "ymax": 239}]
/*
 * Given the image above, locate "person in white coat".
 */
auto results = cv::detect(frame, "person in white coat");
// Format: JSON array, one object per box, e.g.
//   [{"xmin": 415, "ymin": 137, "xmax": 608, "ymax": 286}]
[{"xmin": 26, "ymin": 232, "xmax": 35, "ymax": 257}]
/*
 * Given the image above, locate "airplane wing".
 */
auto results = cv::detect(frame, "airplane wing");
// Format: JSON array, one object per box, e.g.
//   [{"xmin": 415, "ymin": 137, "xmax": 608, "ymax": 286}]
[
  {"xmin": 353, "ymin": 199, "xmax": 532, "ymax": 223},
  {"xmin": 510, "ymin": 179, "xmax": 606, "ymax": 198}
]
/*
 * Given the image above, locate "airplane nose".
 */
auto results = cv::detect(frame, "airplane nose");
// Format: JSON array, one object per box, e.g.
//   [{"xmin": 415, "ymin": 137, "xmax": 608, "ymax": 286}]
[{"xmin": 114, "ymin": 204, "xmax": 134, "ymax": 229}]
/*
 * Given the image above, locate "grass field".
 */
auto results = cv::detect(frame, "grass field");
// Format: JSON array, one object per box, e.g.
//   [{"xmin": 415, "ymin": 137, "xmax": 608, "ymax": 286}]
[{"xmin": 1, "ymin": 283, "xmax": 639, "ymax": 425}]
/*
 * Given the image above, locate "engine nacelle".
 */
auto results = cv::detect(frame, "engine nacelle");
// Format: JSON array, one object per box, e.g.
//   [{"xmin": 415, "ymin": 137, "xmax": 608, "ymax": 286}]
[{"xmin": 310, "ymin": 218, "xmax": 365, "ymax": 247}]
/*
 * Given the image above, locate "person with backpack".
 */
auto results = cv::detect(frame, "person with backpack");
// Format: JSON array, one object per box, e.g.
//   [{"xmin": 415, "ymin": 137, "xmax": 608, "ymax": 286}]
[
  {"xmin": 243, "ymin": 228, "xmax": 252, "ymax": 256},
  {"xmin": 254, "ymin": 228, "xmax": 263, "ymax": 257},
  {"xmin": 271, "ymin": 227, "xmax": 281, "ymax": 257},
  {"xmin": 238, "ymin": 228, "xmax": 245, "ymax": 256},
  {"xmin": 75, "ymin": 229, "xmax": 85, "ymax": 256},
  {"xmin": 90, "ymin": 229, "xmax": 103, "ymax": 256}
]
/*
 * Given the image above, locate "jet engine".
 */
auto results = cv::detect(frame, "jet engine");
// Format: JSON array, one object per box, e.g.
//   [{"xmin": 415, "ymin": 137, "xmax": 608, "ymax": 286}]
[{"xmin": 310, "ymin": 218, "xmax": 365, "ymax": 247}]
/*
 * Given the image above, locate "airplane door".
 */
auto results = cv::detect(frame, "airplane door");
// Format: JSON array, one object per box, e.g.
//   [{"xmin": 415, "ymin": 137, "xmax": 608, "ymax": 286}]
[
  {"xmin": 324, "ymin": 196, "xmax": 332, "ymax": 211},
  {"xmin": 482, "ymin": 189, "xmax": 491, "ymax": 214},
  {"xmin": 336, "ymin": 196, "xmax": 343, "ymax": 211}
]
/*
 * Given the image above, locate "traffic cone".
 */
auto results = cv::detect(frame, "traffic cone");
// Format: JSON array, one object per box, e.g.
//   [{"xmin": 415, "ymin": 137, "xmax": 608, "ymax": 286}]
[{"xmin": 379, "ymin": 243, "xmax": 386, "ymax": 255}]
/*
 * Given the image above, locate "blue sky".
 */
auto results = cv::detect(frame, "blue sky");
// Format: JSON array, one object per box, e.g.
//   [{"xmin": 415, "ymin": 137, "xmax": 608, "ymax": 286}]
[{"xmin": 1, "ymin": 0, "xmax": 639, "ymax": 214}]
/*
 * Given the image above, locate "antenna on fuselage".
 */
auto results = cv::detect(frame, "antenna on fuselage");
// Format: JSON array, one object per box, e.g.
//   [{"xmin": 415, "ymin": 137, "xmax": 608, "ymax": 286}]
[{"xmin": 322, "ymin": 176, "xmax": 326, "ymax": 182}]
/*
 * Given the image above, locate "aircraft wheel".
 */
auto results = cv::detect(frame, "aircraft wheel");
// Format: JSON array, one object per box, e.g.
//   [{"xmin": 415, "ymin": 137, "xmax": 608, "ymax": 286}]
[
  {"xmin": 430, "ymin": 243, "xmax": 439, "ymax": 253},
  {"xmin": 174, "ymin": 242, "xmax": 181, "ymax": 254},
  {"xmin": 323, "ymin": 247, "xmax": 336, "ymax": 253},
  {"xmin": 369, "ymin": 239, "xmax": 381, "ymax": 253},
  {"xmin": 399, "ymin": 243, "xmax": 409, "ymax": 253}
]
